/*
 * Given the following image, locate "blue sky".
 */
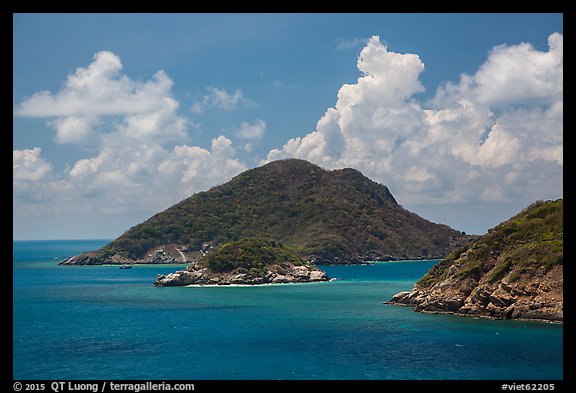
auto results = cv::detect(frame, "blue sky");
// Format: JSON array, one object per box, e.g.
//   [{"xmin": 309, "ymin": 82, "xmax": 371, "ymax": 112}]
[{"xmin": 13, "ymin": 13, "xmax": 563, "ymax": 240}]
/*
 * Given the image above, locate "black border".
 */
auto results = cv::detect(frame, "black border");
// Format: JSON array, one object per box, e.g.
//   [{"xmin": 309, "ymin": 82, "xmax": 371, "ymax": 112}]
[
  {"xmin": 7, "ymin": 0, "xmax": 567, "ymax": 13},
  {"xmin": 6, "ymin": 2, "xmax": 568, "ymax": 391}
]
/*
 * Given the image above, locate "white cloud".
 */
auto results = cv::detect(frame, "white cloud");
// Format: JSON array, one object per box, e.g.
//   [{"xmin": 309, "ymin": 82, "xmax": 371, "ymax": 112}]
[
  {"xmin": 235, "ymin": 119, "xmax": 266, "ymax": 140},
  {"xmin": 266, "ymin": 36, "xmax": 427, "ymax": 167},
  {"xmin": 13, "ymin": 35, "xmax": 563, "ymax": 237},
  {"xmin": 265, "ymin": 33, "xmax": 563, "ymax": 209},
  {"xmin": 209, "ymin": 87, "xmax": 247, "ymax": 110},
  {"xmin": 13, "ymin": 147, "xmax": 52, "ymax": 181},
  {"xmin": 15, "ymin": 51, "xmax": 174, "ymax": 117},
  {"xmin": 153, "ymin": 136, "xmax": 247, "ymax": 201},
  {"xmin": 15, "ymin": 50, "xmax": 187, "ymax": 147},
  {"xmin": 230, "ymin": 119, "xmax": 267, "ymax": 153},
  {"xmin": 472, "ymin": 32, "xmax": 562, "ymax": 106},
  {"xmin": 49, "ymin": 116, "xmax": 99, "ymax": 144},
  {"xmin": 335, "ymin": 37, "xmax": 370, "ymax": 50},
  {"xmin": 104, "ymin": 96, "xmax": 188, "ymax": 146},
  {"xmin": 17, "ymin": 135, "xmax": 247, "ymax": 216},
  {"xmin": 13, "ymin": 51, "xmax": 249, "ymax": 219},
  {"xmin": 431, "ymin": 32, "xmax": 563, "ymax": 108},
  {"xmin": 191, "ymin": 86, "xmax": 254, "ymax": 113},
  {"xmin": 13, "ymin": 148, "xmax": 57, "ymax": 213}
]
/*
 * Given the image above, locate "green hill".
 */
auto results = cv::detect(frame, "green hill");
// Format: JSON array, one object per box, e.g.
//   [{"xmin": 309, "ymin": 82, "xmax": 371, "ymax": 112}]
[
  {"xmin": 387, "ymin": 199, "xmax": 563, "ymax": 322},
  {"xmin": 201, "ymin": 238, "xmax": 305, "ymax": 273},
  {"xmin": 60, "ymin": 159, "xmax": 471, "ymax": 265}
]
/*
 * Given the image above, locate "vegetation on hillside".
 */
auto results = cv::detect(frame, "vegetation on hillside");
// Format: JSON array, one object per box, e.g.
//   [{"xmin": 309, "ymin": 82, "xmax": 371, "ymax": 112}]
[
  {"xmin": 95, "ymin": 159, "xmax": 471, "ymax": 263},
  {"xmin": 416, "ymin": 199, "xmax": 563, "ymax": 288},
  {"xmin": 200, "ymin": 238, "xmax": 305, "ymax": 276}
]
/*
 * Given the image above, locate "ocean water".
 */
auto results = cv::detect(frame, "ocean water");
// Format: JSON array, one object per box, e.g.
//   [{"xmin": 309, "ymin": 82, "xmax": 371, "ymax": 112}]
[{"xmin": 13, "ymin": 240, "xmax": 563, "ymax": 380}]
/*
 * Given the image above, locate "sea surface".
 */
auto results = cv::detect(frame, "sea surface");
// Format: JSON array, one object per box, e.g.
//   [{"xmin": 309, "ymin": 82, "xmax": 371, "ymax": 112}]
[{"xmin": 13, "ymin": 240, "xmax": 563, "ymax": 380}]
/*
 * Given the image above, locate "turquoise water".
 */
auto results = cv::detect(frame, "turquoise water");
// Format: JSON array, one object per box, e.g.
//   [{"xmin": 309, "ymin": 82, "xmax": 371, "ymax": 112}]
[{"xmin": 13, "ymin": 240, "xmax": 563, "ymax": 380}]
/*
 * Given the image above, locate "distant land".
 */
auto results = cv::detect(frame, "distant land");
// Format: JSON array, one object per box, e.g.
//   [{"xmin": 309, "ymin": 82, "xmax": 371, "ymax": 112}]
[
  {"xmin": 60, "ymin": 159, "xmax": 473, "ymax": 267},
  {"xmin": 386, "ymin": 199, "xmax": 563, "ymax": 323}
]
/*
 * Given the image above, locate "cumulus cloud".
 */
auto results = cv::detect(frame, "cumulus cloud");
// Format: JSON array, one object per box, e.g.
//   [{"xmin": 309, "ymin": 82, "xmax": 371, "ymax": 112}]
[
  {"xmin": 14, "ymin": 137, "xmax": 247, "ymax": 217},
  {"xmin": 13, "ymin": 148, "xmax": 53, "ymax": 181},
  {"xmin": 159, "ymin": 136, "xmax": 247, "ymax": 195},
  {"xmin": 432, "ymin": 32, "xmax": 563, "ymax": 108},
  {"xmin": 235, "ymin": 119, "xmax": 266, "ymax": 140},
  {"xmin": 267, "ymin": 36, "xmax": 427, "ymax": 166},
  {"xmin": 13, "ymin": 51, "xmax": 248, "ymax": 218},
  {"xmin": 266, "ymin": 34, "xmax": 563, "ymax": 208},
  {"xmin": 13, "ymin": 148, "xmax": 57, "ymax": 212},
  {"xmin": 49, "ymin": 116, "xmax": 99, "ymax": 144},
  {"xmin": 15, "ymin": 51, "xmax": 174, "ymax": 117},
  {"xmin": 15, "ymin": 50, "xmax": 187, "ymax": 146},
  {"xmin": 227, "ymin": 119, "xmax": 266, "ymax": 153},
  {"xmin": 13, "ymin": 34, "xmax": 563, "ymax": 236},
  {"xmin": 59, "ymin": 135, "xmax": 247, "ymax": 213}
]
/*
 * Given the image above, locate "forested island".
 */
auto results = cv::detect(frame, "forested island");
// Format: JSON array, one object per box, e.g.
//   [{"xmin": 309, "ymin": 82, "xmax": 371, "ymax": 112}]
[{"xmin": 60, "ymin": 159, "xmax": 472, "ymax": 267}]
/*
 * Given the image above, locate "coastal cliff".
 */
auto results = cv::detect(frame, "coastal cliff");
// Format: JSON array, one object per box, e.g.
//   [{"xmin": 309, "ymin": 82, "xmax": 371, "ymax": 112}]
[
  {"xmin": 386, "ymin": 199, "xmax": 563, "ymax": 323},
  {"xmin": 154, "ymin": 238, "xmax": 329, "ymax": 286}
]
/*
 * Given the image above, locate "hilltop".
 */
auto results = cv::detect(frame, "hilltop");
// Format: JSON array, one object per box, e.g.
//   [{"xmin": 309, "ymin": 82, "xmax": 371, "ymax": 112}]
[
  {"xmin": 60, "ymin": 159, "xmax": 471, "ymax": 265},
  {"xmin": 387, "ymin": 199, "xmax": 563, "ymax": 322}
]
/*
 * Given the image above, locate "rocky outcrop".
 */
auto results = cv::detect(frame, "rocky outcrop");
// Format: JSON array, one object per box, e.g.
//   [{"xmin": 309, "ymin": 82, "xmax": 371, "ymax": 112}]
[
  {"xmin": 154, "ymin": 263, "xmax": 329, "ymax": 286},
  {"xmin": 59, "ymin": 244, "xmax": 197, "ymax": 265},
  {"xmin": 154, "ymin": 238, "xmax": 330, "ymax": 286},
  {"xmin": 386, "ymin": 200, "xmax": 563, "ymax": 323},
  {"xmin": 59, "ymin": 252, "xmax": 107, "ymax": 265},
  {"xmin": 386, "ymin": 265, "xmax": 563, "ymax": 322}
]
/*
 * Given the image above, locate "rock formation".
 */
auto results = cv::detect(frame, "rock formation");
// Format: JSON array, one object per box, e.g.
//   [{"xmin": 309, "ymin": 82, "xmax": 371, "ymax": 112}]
[
  {"xmin": 154, "ymin": 263, "xmax": 329, "ymax": 286},
  {"xmin": 386, "ymin": 200, "xmax": 563, "ymax": 323},
  {"xmin": 154, "ymin": 238, "xmax": 330, "ymax": 286}
]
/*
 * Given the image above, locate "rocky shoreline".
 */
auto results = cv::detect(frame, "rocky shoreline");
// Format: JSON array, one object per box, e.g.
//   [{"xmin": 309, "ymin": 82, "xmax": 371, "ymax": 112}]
[
  {"xmin": 385, "ymin": 262, "xmax": 563, "ymax": 323},
  {"xmin": 154, "ymin": 263, "xmax": 329, "ymax": 286},
  {"xmin": 385, "ymin": 200, "xmax": 563, "ymax": 324},
  {"xmin": 59, "ymin": 244, "xmax": 198, "ymax": 265}
]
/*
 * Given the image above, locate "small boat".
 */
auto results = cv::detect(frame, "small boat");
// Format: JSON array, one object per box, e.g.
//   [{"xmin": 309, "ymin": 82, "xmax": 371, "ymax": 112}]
[{"xmin": 120, "ymin": 264, "xmax": 133, "ymax": 269}]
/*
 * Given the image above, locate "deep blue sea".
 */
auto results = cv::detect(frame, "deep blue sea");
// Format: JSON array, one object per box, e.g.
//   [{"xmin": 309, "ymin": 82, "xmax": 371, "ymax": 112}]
[{"xmin": 13, "ymin": 240, "xmax": 563, "ymax": 380}]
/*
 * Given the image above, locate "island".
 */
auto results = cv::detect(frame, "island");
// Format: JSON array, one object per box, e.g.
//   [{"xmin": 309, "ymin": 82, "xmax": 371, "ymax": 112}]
[
  {"xmin": 386, "ymin": 199, "xmax": 563, "ymax": 323},
  {"xmin": 59, "ymin": 159, "xmax": 473, "ymax": 266},
  {"xmin": 154, "ymin": 238, "xmax": 329, "ymax": 286}
]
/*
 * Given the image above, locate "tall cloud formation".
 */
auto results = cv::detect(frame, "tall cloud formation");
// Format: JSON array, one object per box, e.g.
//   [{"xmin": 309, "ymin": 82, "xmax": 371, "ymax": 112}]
[
  {"xmin": 266, "ymin": 34, "xmax": 563, "ymax": 207},
  {"xmin": 13, "ymin": 34, "xmax": 563, "ymax": 236}
]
